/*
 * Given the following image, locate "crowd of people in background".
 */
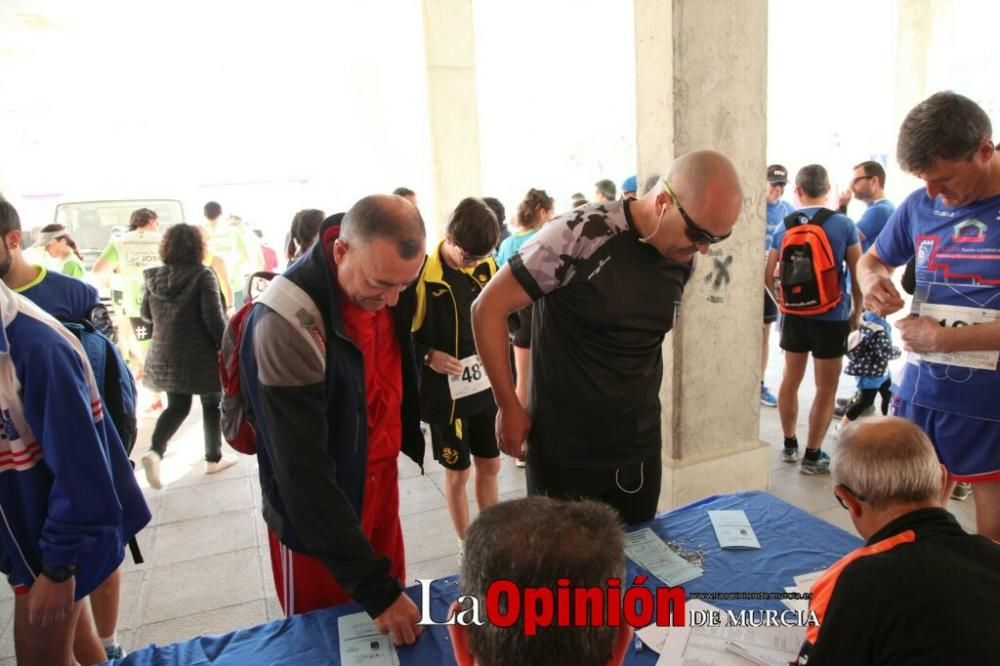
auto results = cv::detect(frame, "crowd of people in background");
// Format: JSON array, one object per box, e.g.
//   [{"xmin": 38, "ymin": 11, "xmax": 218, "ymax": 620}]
[{"xmin": 1, "ymin": 89, "xmax": 999, "ymax": 665}]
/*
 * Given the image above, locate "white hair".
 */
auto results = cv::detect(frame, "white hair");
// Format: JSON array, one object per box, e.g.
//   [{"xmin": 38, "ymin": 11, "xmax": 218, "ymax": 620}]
[{"xmin": 832, "ymin": 417, "xmax": 941, "ymax": 510}]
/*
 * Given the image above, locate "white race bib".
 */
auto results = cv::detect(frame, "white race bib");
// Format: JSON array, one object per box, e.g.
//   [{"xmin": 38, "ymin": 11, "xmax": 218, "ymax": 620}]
[
  {"xmin": 915, "ymin": 303, "xmax": 1000, "ymax": 371},
  {"xmin": 448, "ymin": 354, "xmax": 491, "ymax": 400}
]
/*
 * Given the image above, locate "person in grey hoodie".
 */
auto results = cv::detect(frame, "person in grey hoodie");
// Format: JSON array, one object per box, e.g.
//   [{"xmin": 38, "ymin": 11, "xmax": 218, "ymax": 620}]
[{"xmin": 139, "ymin": 223, "xmax": 235, "ymax": 489}]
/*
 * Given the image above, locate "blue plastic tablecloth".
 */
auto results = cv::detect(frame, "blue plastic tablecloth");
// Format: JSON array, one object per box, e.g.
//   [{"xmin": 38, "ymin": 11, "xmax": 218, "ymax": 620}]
[{"xmin": 120, "ymin": 491, "xmax": 861, "ymax": 665}]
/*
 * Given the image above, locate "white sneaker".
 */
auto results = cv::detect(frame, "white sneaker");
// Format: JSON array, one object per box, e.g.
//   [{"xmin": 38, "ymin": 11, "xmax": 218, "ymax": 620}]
[
  {"xmin": 205, "ymin": 455, "xmax": 238, "ymax": 475},
  {"xmin": 142, "ymin": 453, "xmax": 163, "ymax": 489}
]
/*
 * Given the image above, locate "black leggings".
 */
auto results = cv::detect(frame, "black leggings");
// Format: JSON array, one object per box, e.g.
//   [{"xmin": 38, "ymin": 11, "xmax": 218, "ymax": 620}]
[
  {"xmin": 150, "ymin": 392, "xmax": 223, "ymax": 462},
  {"xmin": 844, "ymin": 379, "xmax": 892, "ymax": 420},
  {"xmin": 526, "ymin": 452, "xmax": 662, "ymax": 525}
]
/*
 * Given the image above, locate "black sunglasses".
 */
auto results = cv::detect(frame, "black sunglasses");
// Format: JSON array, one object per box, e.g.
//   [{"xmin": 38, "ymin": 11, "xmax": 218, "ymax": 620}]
[
  {"xmin": 662, "ymin": 181, "xmax": 732, "ymax": 245},
  {"xmin": 835, "ymin": 484, "xmax": 867, "ymax": 510},
  {"xmin": 851, "ymin": 175, "xmax": 875, "ymax": 186}
]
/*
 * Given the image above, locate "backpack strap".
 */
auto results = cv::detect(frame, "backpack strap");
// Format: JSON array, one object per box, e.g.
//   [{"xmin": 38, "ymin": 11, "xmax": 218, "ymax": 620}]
[
  {"xmin": 782, "ymin": 211, "xmax": 803, "ymax": 228},
  {"xmin": 86, "ymin": 304, "xmax": 118, "ymax": 344},
  {"xmin": 256, "ymin": 275, "xmax": 325, "ymax": 366},
  {"xmin": 784, "ymin": 208, "xmax": 836, "ymax": 229},
  {"xmin": 808, "ymin": 208, "xmax": 836, "ymax": 227},
  {"xmin": 242, "ymin": 271, "xmax": 279, "ymax": 306}
]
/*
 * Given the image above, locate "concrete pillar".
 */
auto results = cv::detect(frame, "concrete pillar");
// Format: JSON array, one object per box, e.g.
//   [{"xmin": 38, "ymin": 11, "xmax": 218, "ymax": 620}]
[
  {"xmin": 892, "ymin": 0, "xmax": 945, "ymax": 120},
  {"xmin": 421, "ymin": 0, "xmax": 483, "ymax": 236},
  {"xmin": 634, "ymin": 0, "xmax": 770, "ymax": 510},
  {"xmin": 889, "ymin": 0, "xmax": 949, "ymax": 191}
]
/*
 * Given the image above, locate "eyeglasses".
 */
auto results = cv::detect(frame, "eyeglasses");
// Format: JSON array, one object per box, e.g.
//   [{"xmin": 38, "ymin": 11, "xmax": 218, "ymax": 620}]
[
  {"xmin": 452, "ymin": 240, "xmax": 489, "ymax": 265},
  {"xmin": 851, "ymin": 175, "xmax": 875, "ymax": 186},
  {"xmin": 459, "ymin": 250, "xmax": 488, "ymax": 264},
  {"xmin": 834, "ymin": 484, "xmax": 867, "ymax": 510},
  {"xmin": 661, "ymin": 180, "xmax": 732, "ymax": 245}
]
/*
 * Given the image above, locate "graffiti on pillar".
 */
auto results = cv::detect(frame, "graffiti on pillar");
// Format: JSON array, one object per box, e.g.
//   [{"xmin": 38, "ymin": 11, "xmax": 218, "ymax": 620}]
[{"xmin": 703, "ymin": 250, "xmax": 733, "ymax": 304}]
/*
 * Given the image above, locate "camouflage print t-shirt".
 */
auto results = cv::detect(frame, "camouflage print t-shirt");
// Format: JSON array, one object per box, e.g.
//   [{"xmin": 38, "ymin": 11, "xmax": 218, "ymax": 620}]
[{"xmin": 509, "ymin": 200, "xmax": 691, "ymax": 469}]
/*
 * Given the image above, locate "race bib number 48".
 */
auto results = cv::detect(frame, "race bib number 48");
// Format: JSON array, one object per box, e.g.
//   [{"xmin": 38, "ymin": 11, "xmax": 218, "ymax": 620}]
[{"xmin": 448, "ymin": 355, "xmax": 491, "ymax": 400}]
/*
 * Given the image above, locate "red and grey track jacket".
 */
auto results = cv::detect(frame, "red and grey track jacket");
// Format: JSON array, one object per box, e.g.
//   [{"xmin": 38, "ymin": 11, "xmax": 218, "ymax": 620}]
[{"xmin": 239, "ymin": 217, "xmax": 424, "ymax": 618}]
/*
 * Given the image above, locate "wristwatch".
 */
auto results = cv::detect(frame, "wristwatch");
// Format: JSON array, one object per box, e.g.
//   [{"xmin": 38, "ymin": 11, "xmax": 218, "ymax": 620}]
[{"xmin": 40, "ymin": 564, "xmax": 77, "ymax": 583}]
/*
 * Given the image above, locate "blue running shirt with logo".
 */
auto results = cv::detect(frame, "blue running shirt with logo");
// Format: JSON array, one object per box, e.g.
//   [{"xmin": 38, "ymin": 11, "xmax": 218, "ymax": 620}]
[{"xmin": 874, "ymin": 188, "xmax": 1000, "ymax": 421}]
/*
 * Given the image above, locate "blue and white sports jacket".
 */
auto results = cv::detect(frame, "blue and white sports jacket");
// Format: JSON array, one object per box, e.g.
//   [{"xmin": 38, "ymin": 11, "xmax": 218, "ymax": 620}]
[{"xmin": 0, "ymin": 281, "xmax": 149, "ymax": 598}]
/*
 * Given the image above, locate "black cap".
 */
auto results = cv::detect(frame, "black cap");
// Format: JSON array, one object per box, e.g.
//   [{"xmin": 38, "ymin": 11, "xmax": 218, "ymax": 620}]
[{"xmin": 767, "ymin": 164, "xmax": 789, "ymax": 184}]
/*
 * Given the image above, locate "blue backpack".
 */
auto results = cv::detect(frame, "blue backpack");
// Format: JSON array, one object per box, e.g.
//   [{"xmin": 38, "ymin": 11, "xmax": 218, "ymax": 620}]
[
  {"xmin": 61, "ymin": 320, "xmax": 139, "ymax": 456},
  {"xmin": 61, "ymin": 319, "xmax": 144, "ymax": 564}
]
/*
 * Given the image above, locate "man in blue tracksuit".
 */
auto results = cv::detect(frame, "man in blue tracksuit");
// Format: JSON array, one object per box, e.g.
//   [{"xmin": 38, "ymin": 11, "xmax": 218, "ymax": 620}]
[{"xmin": 0, "ymin": 199, "xmax": 149, "ymax": 665}]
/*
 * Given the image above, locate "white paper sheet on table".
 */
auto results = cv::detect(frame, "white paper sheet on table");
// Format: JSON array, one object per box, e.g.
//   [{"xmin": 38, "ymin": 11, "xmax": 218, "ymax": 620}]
[
  {"xmin": 780, "ymin": 570, "xmax": 826, "ymax": 615},
  {"xmin": 708, "ymin": 510, "xmax": 761, "ymax": 549},
  {"xmin": 792, "ymin": 570, "xmax": 825, "ymax": 595},
  {"xmin": 782, "ymin": 586, "xmax": 809, "ymax": 614},
  {"xmin": 655, "ymin": 601, "xmax": 803, "ymax": 666},
  {"xmin": 636, "ymin": 623, "xmax": 673, "ymax": 653},
  {"xmin": 624, "ymin": 527, "xmax": 703, "ymax": 586},
  {"xmin": 338, "ymin": 612, "xmax": 400, "ymax": 666}
]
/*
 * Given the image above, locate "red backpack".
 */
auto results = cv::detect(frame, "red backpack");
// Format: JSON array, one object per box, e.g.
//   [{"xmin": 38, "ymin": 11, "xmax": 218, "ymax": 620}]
[
  {"xmin": 219, "ymin": 272, "xmax": 277, "ymax": 454},
  {"xmin": 776, "ymin": 209, "xmax": 841, "ymax": 316}
]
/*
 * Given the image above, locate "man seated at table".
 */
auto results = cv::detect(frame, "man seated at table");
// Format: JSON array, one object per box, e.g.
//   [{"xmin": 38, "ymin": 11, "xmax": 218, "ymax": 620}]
[
  {"xmin": 799, "ymin": 416, "xmax": 1000, "ymax": 664},
  {"xmin": 448, "ymin": 496, "xmax": 633, "ymax": 666}
]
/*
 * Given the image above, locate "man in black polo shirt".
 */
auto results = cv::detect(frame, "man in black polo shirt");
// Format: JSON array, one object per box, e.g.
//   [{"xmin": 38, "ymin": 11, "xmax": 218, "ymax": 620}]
[
  {"xmin": 798, "ymin": 417, "xmax": 1000, "ymax": 664},
  {"xmin": 471, "ymin": 150, "xmax": 743, "ymax": 523}
]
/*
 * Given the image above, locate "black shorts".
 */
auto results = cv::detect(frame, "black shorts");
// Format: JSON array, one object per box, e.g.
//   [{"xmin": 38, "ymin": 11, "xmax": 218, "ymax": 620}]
[
  {"xmin": 430, "ymin": 406, "xmax": 499, "ymax": 471},
  {"xmin": 763, "ymin": 291, "xmax": 778, "ymax": 324},
  {"xmin": 779, "ymin": 315, "xmax": 849, "ymax": 359}
]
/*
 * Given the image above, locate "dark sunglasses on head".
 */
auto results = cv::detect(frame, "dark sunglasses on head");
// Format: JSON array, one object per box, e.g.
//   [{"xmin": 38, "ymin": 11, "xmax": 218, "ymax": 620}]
[{"xmin": 662, "ymin": 180, "xmax": 732, "ymax": 245}]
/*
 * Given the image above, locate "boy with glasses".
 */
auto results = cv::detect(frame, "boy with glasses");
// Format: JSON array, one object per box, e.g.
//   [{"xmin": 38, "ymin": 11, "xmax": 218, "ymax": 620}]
[{"xmin": 411, "ymin": 198, "xmax": 502, "ymax": 555}]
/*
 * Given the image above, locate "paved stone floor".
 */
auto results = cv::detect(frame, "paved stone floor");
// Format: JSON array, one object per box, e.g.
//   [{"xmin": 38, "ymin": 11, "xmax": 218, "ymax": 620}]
[{"xmin": 0, "ymin": 337, "xmax": 977, "ymax": 662}]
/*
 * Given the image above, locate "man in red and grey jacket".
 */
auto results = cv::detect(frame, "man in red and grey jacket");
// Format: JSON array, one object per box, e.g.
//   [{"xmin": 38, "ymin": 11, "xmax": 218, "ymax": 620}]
[{"xmin": 240, "ymin": 195, "xmax": 426, "ymax": 645}]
